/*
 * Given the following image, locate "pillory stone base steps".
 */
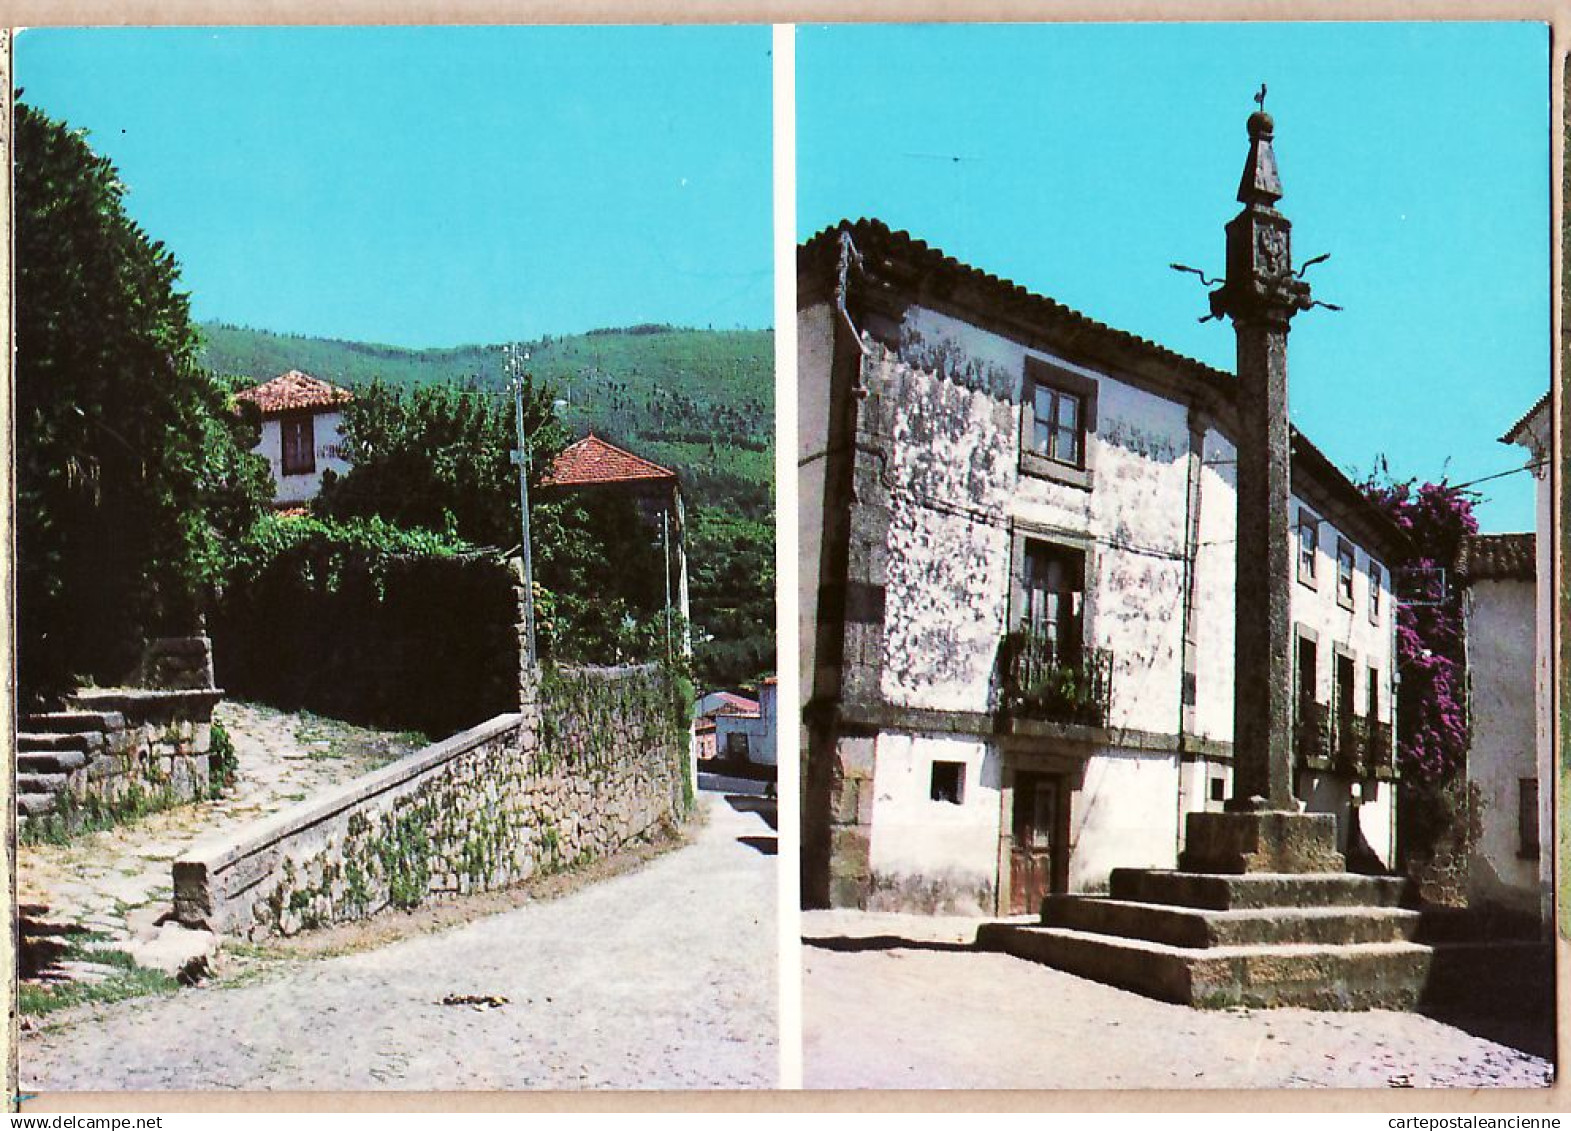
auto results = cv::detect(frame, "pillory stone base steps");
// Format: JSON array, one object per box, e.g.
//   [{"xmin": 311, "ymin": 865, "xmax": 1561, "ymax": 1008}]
[{"xmin": 977, "ymin": 812, "xmax": 1434, "ymax": 1010}]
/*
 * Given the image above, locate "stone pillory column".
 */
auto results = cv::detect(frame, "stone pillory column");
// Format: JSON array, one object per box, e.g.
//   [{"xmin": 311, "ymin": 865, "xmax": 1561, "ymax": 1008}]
[{"xmin": 1180, "ymin": 103, "xmax": 1341, "ymax": 874}]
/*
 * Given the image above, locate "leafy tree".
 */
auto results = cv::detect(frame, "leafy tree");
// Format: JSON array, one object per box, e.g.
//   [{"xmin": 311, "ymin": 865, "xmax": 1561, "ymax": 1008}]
[
  {"xmin": 15, "ymin": 101, "xmax": 271, "ymax": 704},
  {"xmin": 316, "ymin": 376, "xmax": 677, "ymax": 663},
  {"xmin": 686, "ymin": 508, "xmax": 776, "ymax": 690},
  {"xmin": 316, "ymin": 377, "xmax": 566, "ymax": 551}
]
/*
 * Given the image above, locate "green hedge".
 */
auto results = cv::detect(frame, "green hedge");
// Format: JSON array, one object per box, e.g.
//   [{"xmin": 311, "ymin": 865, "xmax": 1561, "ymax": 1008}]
[{"xmin": 210, "ymin": 516, "xmax": 519, "ymax": 737}]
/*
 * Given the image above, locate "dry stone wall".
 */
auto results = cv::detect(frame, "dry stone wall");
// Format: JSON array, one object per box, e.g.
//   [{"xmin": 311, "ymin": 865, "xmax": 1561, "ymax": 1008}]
[
  {"xmin": 173, "ymin": 663, "xmax": 688, "ymax": 939},
  {"xmin": 18, "ymin": 686, "xmax": 222, "ymax": 832}
]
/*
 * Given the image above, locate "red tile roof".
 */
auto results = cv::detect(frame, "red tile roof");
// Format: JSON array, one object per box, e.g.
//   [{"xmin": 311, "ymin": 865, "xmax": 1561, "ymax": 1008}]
[
  {"xmin": 540, "ymin": 434, "xmax": 676, "ymax": 488},
  {"xmin": 715, "ymin": 694, "xmax": 759, "ymax": 714},
  {"xmin": 236, "ymin": 370, "xmax": 353, "ymax": 417},
  {"xmin": 1456, "ymin": 532, "xmax": 1535, "ymax": 583},
  {"xmin": 1500, "ymin": 391, "xmax": 1550, "ymax": 446}
]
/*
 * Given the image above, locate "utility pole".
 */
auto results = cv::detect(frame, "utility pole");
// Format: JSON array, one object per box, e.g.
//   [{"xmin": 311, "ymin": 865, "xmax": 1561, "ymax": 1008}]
[
  {"xmin": 507, "ymin": 343, "xmax": 538, "ymax": 666},
  {"xmin": 661, "ymin": 506, "xmax": 673, "ymax": 665}
]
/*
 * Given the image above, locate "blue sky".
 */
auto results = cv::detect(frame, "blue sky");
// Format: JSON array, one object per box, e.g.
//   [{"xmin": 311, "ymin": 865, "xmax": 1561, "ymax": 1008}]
[
  {"xmin": 798, "ymin": 23, "xmax": 1550, "ymax": 533},
  {"xmin": 16, "ymin": 26, "xmax": 774, "ymax": 347}
]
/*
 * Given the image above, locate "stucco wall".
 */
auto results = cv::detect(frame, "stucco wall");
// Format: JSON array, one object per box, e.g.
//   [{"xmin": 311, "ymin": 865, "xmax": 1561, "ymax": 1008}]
[
  {"xmin": 257, "ymin": 409, "xmax": 351, "ymax": 504},
  {"xmin": 866, "ymin": 731, "xmax": 1002, "ymax": 914},
  {"xmin": 873, "ymin": 308, "xmax": 1195, "ymax": 730},
  {"xmin": 1463, "ymin": 576, "xmax": 1540, "ymax": 913},
  {"xmin": 1071, "ymin": 750, "xmax": 1184, "ymax": 891}
]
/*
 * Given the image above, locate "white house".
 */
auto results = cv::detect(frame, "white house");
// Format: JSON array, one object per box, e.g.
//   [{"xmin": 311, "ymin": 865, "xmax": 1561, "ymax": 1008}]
[
  {"xmin": 235, "ymin": 369, "xmax": 354, "ymax": 505},
  {"xmin": 1456, "ymin": 531, "xmax": 1542, "ymax": 922},
  {"xmin": 715, "ymin": 678, "xmax": 778, "ymax": 767},
  {"xmin": 1497, "ymin": 392, "xmax": 1554, "ymax": 930},
  {"xmin": 800, "ymin": 220, "xmax": 1407, "ymax": 915}
]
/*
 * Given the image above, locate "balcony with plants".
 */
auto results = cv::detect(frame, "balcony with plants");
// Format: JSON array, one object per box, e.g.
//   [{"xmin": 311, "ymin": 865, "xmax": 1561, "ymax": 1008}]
[{"xmin": 998, "ymin": 628, "xmax": 1113, "ymax": 729}]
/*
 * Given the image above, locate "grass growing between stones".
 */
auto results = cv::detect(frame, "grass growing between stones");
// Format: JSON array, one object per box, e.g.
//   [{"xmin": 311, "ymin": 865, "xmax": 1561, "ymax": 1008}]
[
  {"xmin": 292, "ymin": 710, "xmax": 427, "ymax": 769},
  {"xmin": 19, "ymin": 783, "xmax": 186, "ymax": 848},
  {"xmin": 18, "ymin": 934, "xmax": 179, "ymax": 1017}
]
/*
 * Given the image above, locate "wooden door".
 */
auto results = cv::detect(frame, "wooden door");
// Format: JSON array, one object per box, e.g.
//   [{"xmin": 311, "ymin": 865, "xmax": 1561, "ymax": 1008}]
[{"xmin": 1009, "ymin": 772, "xmax": 1066, "ymax": 915}]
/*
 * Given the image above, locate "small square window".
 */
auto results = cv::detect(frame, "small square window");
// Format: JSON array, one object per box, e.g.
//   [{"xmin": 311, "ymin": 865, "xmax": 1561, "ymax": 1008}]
[
  {"xmin": 1297, "ymin": 511, "xmax": 1319, "ymax": 586},
  {"xmin": 1369, "ymin": 561, "xmax": 1384, "ymax": 624},
  {"xmin": 1336, "ymin": 539, "xmax": 1356, "ymax": 610},
  {"xmin": 930, "ymin": 761, "xmax": 966, "ymax": 805},
  {"xmin": 1519, "ymin": 778, "xmax": 1540, "ymax": 859},
  {"xmin": 1209, "ymin": 777, "xmax": 1226, "ymax": 803}
]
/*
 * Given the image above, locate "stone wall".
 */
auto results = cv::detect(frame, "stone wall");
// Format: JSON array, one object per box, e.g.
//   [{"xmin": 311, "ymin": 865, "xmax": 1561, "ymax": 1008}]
[
  {"xmin": 173, "ymin": 662, "xmax": 688, "ymax": 939},
  {"xmin": 18, "ymin": 686, "xmax": 223, "ymax": 832}
]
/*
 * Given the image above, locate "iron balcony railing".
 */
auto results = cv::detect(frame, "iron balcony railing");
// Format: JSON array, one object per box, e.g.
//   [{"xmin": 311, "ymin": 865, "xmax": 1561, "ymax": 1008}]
[
  {"xmin": 1295, "ymin": 701, "xmax": 1393, "ymax": 778},
  {"xmin": 1293, "ymin": 699, "xmax": 1331, "ymax": 766},
  {"xmin": 1367, "ymin": 719, "xmax": 1395, "ymax": 776},
  {"xmin": 999, "ymin": 630, "xmax": 1113, "ymax": 728},
  {"xmin": 1334, "ymin": 713, "xmax": 1368, "ymax": 777}
]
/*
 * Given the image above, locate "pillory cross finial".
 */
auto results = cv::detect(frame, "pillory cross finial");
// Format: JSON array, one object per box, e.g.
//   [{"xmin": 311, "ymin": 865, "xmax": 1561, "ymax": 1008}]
[{"xmin": 1255, "ymin": 83, "xmax": 1267, "ymax": 111}]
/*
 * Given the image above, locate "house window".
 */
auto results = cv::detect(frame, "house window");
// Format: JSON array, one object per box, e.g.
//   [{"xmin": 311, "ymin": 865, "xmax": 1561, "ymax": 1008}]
[
  {"xmin": 1367, "ymin": 666, "xmax": 1380, "ymax": 722},
  {"xmin": 1334, "ymin": 651, "xmax": 1356, "ymax": 728},
  {"xmin": 1032, "ymin": 383, "xmax": 1083, "ymax": 467},
  {"xmin": 1369, "ymin": 561, "xmax": 1384, "ymax": 624},
  {"xmin": 1021, "ymin": 541, "xmax": 1085, "ymax": 666},
  {"xmin": 1297, "ymin": 510, "xmax": 1319, "ymax": 586},
  {"xmin": 281, "ymin": 415, "xmax": 316, "ymax": 475},
  {"xmin": 724, "ymin": 732, "xmax": 749, "ymax": 760},
  {"xmin": 1020, "ymin": 359, "xmax": 1097, "ymax": 488},
  {"xmin": 1295, "ymin": 633, "xmax": 1318, "ymax": 709},
  {"xmin": 1519, "ymin": 779, "xmax": 1540, "ymax": 859},
  {"xmin": 930, "ymin": 761, "xmax": 966, "ymax": 805},
  {"xmin": 1336, "ymin": 539, "xmax": 1356, "ymax": 610},
  {"xmin": 1209, "ymin": 776, "xmax": 1226, "ymax": 803}
]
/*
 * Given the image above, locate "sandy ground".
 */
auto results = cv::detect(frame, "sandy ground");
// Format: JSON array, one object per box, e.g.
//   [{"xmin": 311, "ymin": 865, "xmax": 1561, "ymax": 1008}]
[
  {"xmin": 22, "ymin": 790, "xmax": 778, "ymax": 1092},
  {"xmin": 802, "ymin": 910, "xmax": 1554, "ymax": 1091},
  {"xmin": 18, "ymin": 701, "xmax": 423, "ymax": 955}
]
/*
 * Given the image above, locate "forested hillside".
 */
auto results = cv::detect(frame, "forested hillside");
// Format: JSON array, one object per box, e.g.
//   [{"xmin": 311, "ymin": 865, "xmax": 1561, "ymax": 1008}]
[{"xmin": 199, "ymin": 322, "xmax": 776, "ymax": 693}]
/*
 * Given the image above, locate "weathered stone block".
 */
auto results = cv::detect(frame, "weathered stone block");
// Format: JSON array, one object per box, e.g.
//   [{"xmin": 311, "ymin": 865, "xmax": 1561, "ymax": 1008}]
[{"xmin": 1179, "ymin": 809, "xmax": 1343, "ymax": 874}]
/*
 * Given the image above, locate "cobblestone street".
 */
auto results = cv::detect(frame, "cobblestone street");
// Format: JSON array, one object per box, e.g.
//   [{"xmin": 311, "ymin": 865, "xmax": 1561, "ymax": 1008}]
[
  {"xmin": 18, "ymin": 700, "xmax": 425, "ymax": 967},
  {"xmin": 23, "ymin": 790, "xmax": 778, "ymax": 1091},
  {"xmin": 803, "ymin": 911, "xmax": 1554, "ymax": 1091}
]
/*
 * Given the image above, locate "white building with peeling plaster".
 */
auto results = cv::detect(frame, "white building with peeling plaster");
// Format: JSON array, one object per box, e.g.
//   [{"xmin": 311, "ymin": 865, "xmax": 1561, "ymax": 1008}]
[{"xmin": 800, "ymin": 220, "xmax": 1408, "ymax": 915}]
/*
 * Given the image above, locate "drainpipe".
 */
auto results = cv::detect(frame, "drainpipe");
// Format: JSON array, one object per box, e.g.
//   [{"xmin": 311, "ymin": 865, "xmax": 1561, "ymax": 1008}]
[{"xmin": 1175, "ymin": 406, "xmax": 1205, "ymax": 860}]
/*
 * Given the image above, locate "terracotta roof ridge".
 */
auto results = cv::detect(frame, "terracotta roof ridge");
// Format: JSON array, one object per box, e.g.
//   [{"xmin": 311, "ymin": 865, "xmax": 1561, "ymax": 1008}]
[{"xmin": 1500, "ymin": 391, "xmax": 1550, "ymax": 446}]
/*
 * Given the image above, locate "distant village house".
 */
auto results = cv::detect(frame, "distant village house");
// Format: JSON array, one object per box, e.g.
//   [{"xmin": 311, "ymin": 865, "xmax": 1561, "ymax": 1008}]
[
  {"xmin": 539, "ymin": 433, "xmax": 692, "ymax": 656},
  {"xmin": 714, "ymin": 678, "xmax": 778, "ymax": 768},
  {"xmin": 235, "ymin": 369, "xmax": 354, "ymax": 505}
]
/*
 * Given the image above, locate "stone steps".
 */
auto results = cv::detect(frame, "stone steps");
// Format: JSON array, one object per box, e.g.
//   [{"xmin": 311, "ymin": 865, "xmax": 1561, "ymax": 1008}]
[
  {"xmin": 17, "ymin": 771, "xmax": 72, "ymax": 795},
  {"xmin": 1108, "ymin": 868, "xmax": 1408, "ymax": 911},
  {"xmin": 17, "ymin": 792, "xmax": 59, "ymax": 816},
  {"xmin": 977, "ymin": 922, "xmax": 1432, "ymax": 1010},
  {"xmin": 1044, "ymin": 894, "xmax": 1421, "ymax": 948},
  {"xmin": 17, "ymin": 748, "xmax": 90, "ymax": 775},
  {"xmin": 25, "ymin": 710, "xmax": 125, "ymax": 733},
  {"xmin": 17, "ymin": 730, "xmax": 104, "ymax": 753},
  {"xmin": 16, "ymin": 719, "xmax": 114, "ymax": 824}
]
